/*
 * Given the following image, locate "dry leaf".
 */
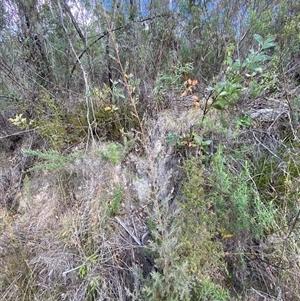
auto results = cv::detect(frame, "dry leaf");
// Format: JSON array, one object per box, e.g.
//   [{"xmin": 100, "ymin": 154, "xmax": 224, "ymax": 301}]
[
  {"xmin": 181, "ymin": 90, "xmax": 188, "ymax": 97},
  {"xmin": 183, "ymin": 73, "xmax": 189, "ymax": 80}
]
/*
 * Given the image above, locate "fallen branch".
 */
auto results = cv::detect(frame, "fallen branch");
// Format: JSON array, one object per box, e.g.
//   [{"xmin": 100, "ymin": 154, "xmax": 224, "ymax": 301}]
[{"xmin": 114, "ymin": 216, "xmax": 142, "ymax": 246}]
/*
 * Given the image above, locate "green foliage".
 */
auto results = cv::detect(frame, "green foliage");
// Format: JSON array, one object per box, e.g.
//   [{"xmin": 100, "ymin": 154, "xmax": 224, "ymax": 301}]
[
  {"xmin": 33, "ymin": 92, "xmax": 68, "ymax": 150},
  {"xmin": 153, "ymin": 63, "xmax": 194, "ymax": 102},
  {"xmin": 208, "ymin": 81, "xmax": 243, "ymax": 110},
  {"xmin": 253, "ymin": 34, "xmax": 276, "ymax": 52},
  {"xmin": 139, "ymin": 159, "xmax": 228, "ymax": 301},
  {"xmin": 3, "ymin": 2, "xmax": 300, "ymax": 300},
  {"xmin": 9, "ymin": 92, "xmax": 70, "ymax": 150},
  {"xmin": 235, "ymin": 114, "xmax": 251, "ymax": 129},
  {"xmin": 210, "ymin": 148, "xmax": 251, "ymax": 234},
  {"xmin": 101, "ymin": 81, "xmax": 126, "ymax": 104},
  {"xmin": 248, "ymin": 2, "xmax": 300, "ymax": 78},
  {"xmin": 21, "ymin": 149, "xmax": 82, "ymax": 172},
  {"xmin": 252, "ymin": 194, "xmax": 277, "ymax": 237},
  {"xmin": 177, "ymin": 1, "xmax": 231, "ymax": 79},
  {"xmin": 141, "ymin": 257, "xmax": 192, "ymax": 301},
  {"xmin": 178, "ymin": 158, "xmax": 224, "ymax": 277},
  {"xmin": 166, "ymin": 131, "xmax": 212, "ymax": 154},
  {"xmin": 207, "ymin": 35, "xmax": 276, "ymax": 112},
  {"xmin": 191, "ymin": 277, "xmax": 230, "ymax": 301},
  {"xmin": 253, "ymin": 143, "xmax": 300, "ymax": 214},
  {"xmin": 248, "ymin": 9, "xmax": 274, "ymax": 38},
  {"xmin": 79, "ymin": 264, "xmax": 88, "ymax": 278},
  {"xmin": 108, "ymin": 185, "xmax": 123, "ymax": 217},
  {"xmin": 120, "ymin": 129, "xmax": 137, "ymax": 154},
  {"xmin": 9, "ymin": 113, "xmax": 35, "ymax": 130},
  {"xmin": 210, "ymin": 147, "xmax": 276, "ymax": 238},
  {"xmin": 87, "ymin": 277, "xmax": 99, "ymax": 301},
  {"xmin": 165, "ymin": 132, "xmax": 181, "ymax": 147},
  {"xmin": 66, "ymin": 99, "xmax": 140, "ymax": 142},
  {"xmin": 78, "ymin": 254, "xmax": 99, "ymax": 279},
  {"xmin": 140, "ymin": 202, "xmax": 193, "ymax": 301},
  {"xmin": 78, "ymin": 254, "xmax": 100, "ymax": 301},
  {"xmin": 99, "ymin": 142, "xmax": 123, "ymax": 165}
]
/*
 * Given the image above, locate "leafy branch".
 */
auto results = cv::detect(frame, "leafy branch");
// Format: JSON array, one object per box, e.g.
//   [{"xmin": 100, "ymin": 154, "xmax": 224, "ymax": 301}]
[
  {"xmin": 21, "ymin": 149, "xmax": 82, "ymax": 172},
  {"xmin": 203, "ymin": 34, "xmax": 276, "ymax": 115}
]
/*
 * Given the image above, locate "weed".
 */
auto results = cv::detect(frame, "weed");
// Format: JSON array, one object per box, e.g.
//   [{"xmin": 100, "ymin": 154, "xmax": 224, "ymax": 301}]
[
  {"xmin": 108, "ymin": 185, "xmax": 123, "ymax": 217},
  {"xmin": 153, "ymin": 62, "xmax": 194, "ymax": 104},
  {"xmin": 139, "ymin": 201, "xmax": 193, "ymax": 301},
  {"xmin": 191, "ymin": 277, "xmax": 231, "ymax": 301},
  {"xmin": 209, "ymin": 147, "xmax": 277, "ymax": 238},
  {"xmin": 205, "ymin": 35, "xmax": 276, "ymax": 115},
  {"xmin": 21, "ymin": 149, "xmax": 83, "ymax": 172},
  {"xmin": 178, "ymin": 158, "xmax": 223, "ymax": 277},
  {"xmin": 99, "ymin": 142, "xmax": 123, "ymax": 165},
  {"xmin": 166, "ymin": 131, "xmax": 212, "ymax": 155}
]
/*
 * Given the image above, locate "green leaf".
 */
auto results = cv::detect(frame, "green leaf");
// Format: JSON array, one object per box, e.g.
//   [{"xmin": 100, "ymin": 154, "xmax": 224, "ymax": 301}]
[
  {"xmin": 79, "ymin": 265, "xmax": 87, "ymax": 278},
  {"xmin": 254, "ymin": 53, "xmax": 269, "ymax": 62},
  {"xmin": 253, "ymin": 34, "xmax": 264, "ymax": 46},
  {"xmin": 91, "ymin": 254, "xmax": 99, "ymax": 261},
  {"xmin": 193, "ymin": 135, "xmax": 203, "ymax": 145},
  {"xmin": 213, "ymin": 104, "xmax": 223, "ymax": 110},
  {"xmin": 166, "ymin": 132, "xmax": 180, "ymax": 146},
  {"xmin": 262, "ymin": 42, "xmax": 275, "ymax": 50},
  {"xmin": 202, "ymin": 140, "xmax": 212, "ymax": 146},
  {"xmin": 226, "ymin": 57, "xmax": 233, "ymax": 66},
  {"xmin": 253, "ymin": 67, "xmax": 263, "ymax": 73},
  {"xmin": 231, "ymin": 60, "xmax": 241, "ymax": 72},
  {"xmin": 219, "ymin": 91, "xmax": 228, "ymax": 96},
  {"xmin": 262, "ymin": 36, "xmax": 276, "ymax": 50},
  {"xmin": 218, "ymin": 81, "xmax": 228, "ymax": 88}
]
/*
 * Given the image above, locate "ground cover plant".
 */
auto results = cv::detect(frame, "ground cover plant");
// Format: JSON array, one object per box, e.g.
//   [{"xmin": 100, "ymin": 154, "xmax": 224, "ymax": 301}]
[{"xmin": 1, "ymin": 0, "xmax": 300, "ymax": 300}]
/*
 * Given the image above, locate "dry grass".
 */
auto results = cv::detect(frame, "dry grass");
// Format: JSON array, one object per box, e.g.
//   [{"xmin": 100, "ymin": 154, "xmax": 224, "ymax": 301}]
[
  {"xmin": 0, "ymin": 143, "xmax": 136, "ymax": 300},
  {"xmin": 0, "ymin": 124, "xmax": 187, "ymax": 300}
]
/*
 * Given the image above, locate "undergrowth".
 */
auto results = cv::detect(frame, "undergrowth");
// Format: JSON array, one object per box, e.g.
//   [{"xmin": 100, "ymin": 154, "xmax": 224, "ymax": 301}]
[
  {"xmin": 209, "ymin": 147, "xmax": 277, "ymax": 238},
  {"xmin": 2, "ymin": 28, "xmax": 300, "ymax": 301}
]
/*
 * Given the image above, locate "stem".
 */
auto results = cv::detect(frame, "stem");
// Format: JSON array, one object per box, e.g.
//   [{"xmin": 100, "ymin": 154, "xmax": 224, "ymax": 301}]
[
  {"xmin": 102, "ymin": 7, "xmax": 161, "ymax": 221},
  {"xmin": 57, "ymin": 1, "xmax": 95, "ymax": 148}
]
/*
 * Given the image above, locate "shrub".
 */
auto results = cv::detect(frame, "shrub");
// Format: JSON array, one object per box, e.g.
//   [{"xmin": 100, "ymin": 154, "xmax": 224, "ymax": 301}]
[
  {"xmin": 21, "ymin": 149, "xmax": 82, "ymax": 172},
  {"xmin": 139, "ymin": 200, "xmax": 193, "ymax": 301},
  {"xmin": 99, "ymin": 142, "xmax": 123, "ymax": 165},
  {"xmin": 178, "ymin": 158, "xmax": 223, "ymax": 277},
  {"xmin": 138, "ymin": 158, "xmax": 228, "ymax": 301},
  {"xmin": 205, "ymin": 35, "xmax": 276, "ymax": 115},
  {"xmin": 209, "ymin": 147, "xmax": 277, "ymax": 239},
  {"xmin": 108, "ymin": 185, "xmax": 123, "ymax": 217}
]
